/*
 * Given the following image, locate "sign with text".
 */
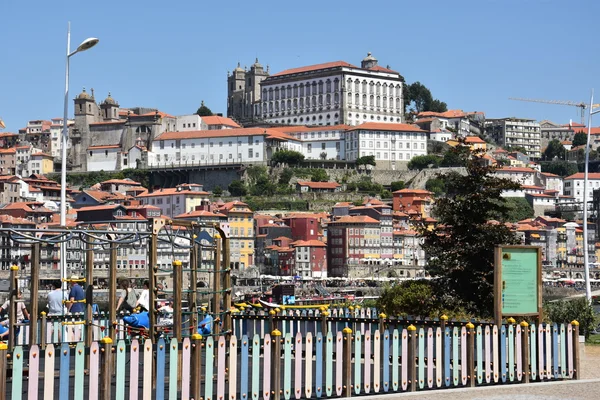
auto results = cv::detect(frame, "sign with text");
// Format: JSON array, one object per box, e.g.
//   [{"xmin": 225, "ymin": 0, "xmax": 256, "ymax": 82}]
[{"xmin": 494, "ymin": 245, "xmax": 542, "ymax": 324}]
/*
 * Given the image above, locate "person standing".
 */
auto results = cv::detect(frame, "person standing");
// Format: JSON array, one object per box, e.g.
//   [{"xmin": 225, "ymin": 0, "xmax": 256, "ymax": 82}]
[
  {"xmin": 136, "ymin": 280, "xmax": 150, "ymax": 312},
  {"xmin": 116, "ymin": 280, "xmax": 137, "ymax": 313},
  {"xmin": 47, "ymin": 280, "xmax": 67, "ymax": 315},
  {"xmin": 68, "ymin": 276, "xmax": 85, "ymax": 314}
]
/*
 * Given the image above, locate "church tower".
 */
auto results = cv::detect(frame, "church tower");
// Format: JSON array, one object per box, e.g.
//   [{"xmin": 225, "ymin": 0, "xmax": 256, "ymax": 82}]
[
  {"xmin": 246, "ymin": 58, "xmax": 269, "ymax": 120},
  {"xmin": 227, "ymin": 62, "xmax": 246, "ymax": 121},
  {"xmin": 361, "ymin": 52, "xmax": 378, "ymax": 69},
  {"xmin": 100, "ymin": 92, "xmax": 120, "ymax": 122},
  {"xmin": 72, "ymin": 88, "xmax": 100, "ymax": 171}
]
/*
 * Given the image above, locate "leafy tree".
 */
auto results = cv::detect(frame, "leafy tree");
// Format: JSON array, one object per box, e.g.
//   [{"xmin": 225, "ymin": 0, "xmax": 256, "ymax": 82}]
[
  {"xmin": 428, "ymin": 140, "xmax": 450, "ymax": 155},
  {"xmin": 440, "ymin": 146, "xmax": 468, "ymax": 167},
  {"xmin": 540, "ymin": 160, "xmax": 578, "ymax": 177},
  {"xmin": 429, "ymin": 99, "xmax": 448, "ymax": 113},
  {"xmin": 504, "ymin": 146, "xmax": 528, "ymax": 154},
  {"xmin": 498, "ymin": 197, "xmax": 534, "ymax": 222},
  {"xmin": 310, "ymin": 169, "xmax": 329, "ymax": 182},
  {"xmin": 346, "ymin": 176, "xmax": 383, "ymax": 195},
  {"xmin": 196, "ymin": 101, "xmax": 213, "ymax": 116},
  {"xmin": 407, "ymin": 154, "xmax": 441, "ymax": 170},
  {"xmin": 405, "ymin": 82, "xmax": 447, "ymax": 113},
  {"xmin": 377, "ymin": 280, "xmax": 442, "ymax": 319},
  {"xmin": 543, "ymin": 139, "xmax": 566, "ymax": 161},
  {"xmin": 271, "ymin": 150, "xmax": 305, "ymax": 165},
  {"xmin": 278, "ymin": 168, "xmax": 294, "ymax": 185},
  {"xmin": 212, "ymin": 185, "xmax": 223, "ymax": 196},
  {"xmin": 228, "ymin": 180, "xmax": 247, "ymax": 196},
  {"xmin": 425, "ymin": 177, "xmax": 447, "ymax": 196},
  {"xmin": 573, "ymin": 132, "xmax": 588, "ymax": 147},
  {"xmin": 544, "ymin": 298, "xmax": 598, "ymax": 339},
  {"xmin": 250, "ymin": 176, "xmax": 276, "ymax": 196},
  {"xmin": 380, "ymin": 189, "xmax": 392, "ymax": 199},
  {"xmin": 355, "ymin": 155, "xmax": 376, "ymax": 167},
  {"xmin": 418, "ymin": 146, "xmax": 521, "ymax": 317},
  {"xmin": 246, "ymin": 165, "xmax": 268, "ymax": 182},
  {"xmin": 390, "ymin": 181, "xmax": 405, "ymax": 192}
]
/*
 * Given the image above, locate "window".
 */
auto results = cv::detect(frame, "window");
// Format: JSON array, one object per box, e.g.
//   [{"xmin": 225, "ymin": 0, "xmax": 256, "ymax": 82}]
[
  {"xmin": 321, "ymin": 143, "xmax": 326, "ymax": 150},
  {"xmin": 307, "ymin": 144, "xmax": 312, "ymax": 153},
  {"xmin": 248, "ymin": 149, "xmax": 253, "ymax": 158}
]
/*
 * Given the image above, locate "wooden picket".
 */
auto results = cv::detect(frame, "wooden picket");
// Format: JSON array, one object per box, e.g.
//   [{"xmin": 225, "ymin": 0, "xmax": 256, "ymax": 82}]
[
  {"xmin": 263, "ymin": 334, "xmax": 271, "ymax": 400},
  {"xmin": 170, "ymin": 338, "xmax": 179, "ymax": 400},
  {"xmin": 116, "ymin": 339, "xmax": 127, "ymax": 399},
  {"xmin": 156, "ymin": 338, "xmax": 166, "ymax": 400},
  {"xmin": 130, "ymin": 339, "xmax": 140, "ymax": 400},
  {"xmin": 12, "ymin": 346, "xmax": 23, "ymax": 400},
  {"xmin": 89, "ymin": 342, "xmax": 99, "ymax": 400},
  {"xmin": 28, "ymin": 344, "xmax": 40, "ymax": 400},
  {"xmin": 74, "ymin": 342, "xmax": 85, "ymax": 400},
  {"xmin": 392, "ymin": 329, "xmax": 399, "ymax": 392},
  {"xmin": 228, "ymin": 336, "xmax": 237, "ymax": 400}
]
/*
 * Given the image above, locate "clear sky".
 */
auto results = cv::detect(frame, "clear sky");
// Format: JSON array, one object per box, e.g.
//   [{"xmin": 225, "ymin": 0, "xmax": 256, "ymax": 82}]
[{"xmin": 1, "ymin": 0, "xmax": 599, "ymax": 131}]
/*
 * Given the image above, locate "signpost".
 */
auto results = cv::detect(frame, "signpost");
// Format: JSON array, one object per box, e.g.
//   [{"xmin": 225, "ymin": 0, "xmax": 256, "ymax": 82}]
[{"xmin": 494, "ymin": 245, "xmax": 542, "ymax": 326}]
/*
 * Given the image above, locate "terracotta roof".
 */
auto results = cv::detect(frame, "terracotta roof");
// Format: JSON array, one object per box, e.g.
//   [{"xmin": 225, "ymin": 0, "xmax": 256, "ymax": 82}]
[
  {"xmin": 540, "ymin": 172, "xmax": 560, "ymax": 177},
  {"xmin": 290, "ymin": 240, "xmax": 326, "ymax": 247},
  {"xmin": 271, "ymin": 61, "xmax": 357, "ymax": 77},
  {"xmin": 565, "ymin": 172, "xmax": 600, "ymax": 180},
  {"xmin": 174, "ymin": 210, "xmax": 226, "ymax": 218},
  {"xmin": 137, "ymin": 188, "xmax": 209, "ymax": 198},
  {"xmin": 393, "ymin": 188, "xmax": 432, "ymax": 195},
  {"xmin": 0, "ymin": 148, "xmax": 16, "ymax": 154},
  {"xmin": 101, "ymin": 179, "xmax": 142, "ymax": 186},
  {"xmin": 275, "ymin": 124, "xmax": 350, "ymax": 133},
  {"xmin": 0, "ymin": 215, "xmax": 35, "ymax": 225},
  {"xmin": 140, "ymin": 111, "xmax": 176, "ymax": 119},
  {"xmin": 83, "ymin": 190, "xmax": 128, "ymax": 202},
  {"xmin": 155, "ymin": 127, "xmax": 296, "ymax": 142},
  {"xmin": 218, "ymin": 200, "xmax": 252, "ymax": 212},
  {"xmin": 31, "ymin": 152, "xmax": 52, "ymax": 157},
  {"xmin": 76, "ymin": 204, "xmax": 123, "ymax": 212},
  {"xmin": 331, "ymin": 215, "xmax": 379, "ymax": 224},
  {"xmin": 526, "ymin": 193, "xmax": 555, "ymax": 198},
  {"xmin": 297, "ymin": 181, "xmax": 341, "ymax": 189},
  {"xmin": 201, "ymin": 116, "xmax": 241, "ymax": 128},
  {"xmin": 273, "ymin": 236, "xmax": 292, "ymax": 241},
  {"xmin": 88, "ymin": 145, "xmax": 121, "ymax": 150},
  {"xmin": 346, "ymin": 122, "xmax": 426, "ymax": 133},
  {"xmin": 367, "ymin": 65, "xmax": 398, "ymax": 73},
  {"xmin": 521, "ymin": 185, "xmax": 545, "ymax": 190},
  {"xmin": 333, "ymin": 202, "xmax": 353, "ymax": 207},
  {"xmin": 496, "ymin": 167, "xmax": 536, "ymax": 173},
  {"xmin": 464, "ymin": 136, "xmax": 485, "ymax": 144}
]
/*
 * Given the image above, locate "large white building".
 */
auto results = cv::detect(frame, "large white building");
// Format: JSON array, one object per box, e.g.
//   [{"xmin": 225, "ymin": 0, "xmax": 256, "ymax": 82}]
[
  {"xmin": 256, "ymin": 53, "xmax": 404, "ymax": 126},
  {"xmin": 486, "ymin": 118, "xmax": 542, "ymax": 159},
  {"xmin": 563, "ymin": 172, "xmax": 600, "ymax": 206}
]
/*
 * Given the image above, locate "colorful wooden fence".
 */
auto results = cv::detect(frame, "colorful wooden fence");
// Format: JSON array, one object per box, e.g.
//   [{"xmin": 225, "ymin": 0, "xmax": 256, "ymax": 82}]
[{"xmin": 0, "ymin": 321, "xmax": 581, "ymax": 400}]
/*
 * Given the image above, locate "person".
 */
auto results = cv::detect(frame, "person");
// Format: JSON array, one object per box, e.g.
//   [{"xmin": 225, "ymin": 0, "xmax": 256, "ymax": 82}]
[
  {"xmin": 47, "ymin": 280, "xmax": 67, "ymax": 315},
  {"xmin": 136, "ymin": 280, "xmax": 150, "ymax": 312},
  {"xmin": 116, "ymin": 280, "xmax": 137, "ymax": 313},
  {"xmin": 68, "ymin": 276, "xmax": 85, "ymax": 314},
  {"xmin": 0, "ymin": 290, "xmax": 30, "ymax": 322}
]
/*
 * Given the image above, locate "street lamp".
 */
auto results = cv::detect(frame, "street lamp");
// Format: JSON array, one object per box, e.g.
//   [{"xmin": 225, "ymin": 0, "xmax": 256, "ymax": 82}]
[
  {"xmin": 60, "ymin": 22, "xmax": 99, "ymax": 289},
  {"xmin": 582, "ymin": 89, "xmax": 600, "ymax": 302}
]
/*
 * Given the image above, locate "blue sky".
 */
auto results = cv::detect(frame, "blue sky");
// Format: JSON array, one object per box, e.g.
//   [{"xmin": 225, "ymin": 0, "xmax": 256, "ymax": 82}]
[{"xmin": 1, "ymin": 0, "xmax": 599, "ymax": 131}]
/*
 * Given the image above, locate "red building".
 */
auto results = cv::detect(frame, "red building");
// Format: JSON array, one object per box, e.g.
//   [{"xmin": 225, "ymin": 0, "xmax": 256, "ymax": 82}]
[
  {"xmin": 392, "ymin": 189, "xmax": 433, "ymax": 217},
  {"xmin": 283, "ymin": 215, "xmax": 320, "ymax": 241},
  {"xmin": 291, "ymin": 240, "xmax": 327, "ymax": 278}
]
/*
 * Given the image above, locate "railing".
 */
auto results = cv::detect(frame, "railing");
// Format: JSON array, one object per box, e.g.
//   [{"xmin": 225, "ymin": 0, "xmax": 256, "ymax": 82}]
[{"xmin": 2, "ymin": 320, "xmax": 581, "ymax": 400}]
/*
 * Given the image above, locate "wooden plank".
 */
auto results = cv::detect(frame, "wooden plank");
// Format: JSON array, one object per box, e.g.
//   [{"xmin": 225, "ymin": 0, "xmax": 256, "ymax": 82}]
[
  {"xmin": 305, "ymin": 332, "xmax": 313, "ymax": 399},
  {"xmin": 444, "ymin": 327, "xmax": 451, "ymax": 387},
  {"xmin": 44, "ymin": 344, "xmax": 55, "ymax": 400},
  {"xmin": 294, "ymin": 332, "xmax": 302, "ymax": 400},
  {"xmin": 170, "ymin": 338, "xmax": 179, "ymax": 400},
  {"xmin": 263, "ymin": 334, "xmax": 272, "ymax": 400},
  {"xmin": 552, "ymin": 323, "xmax": 559, "ymax": 379},
  {"xmin": 315, "ymin": 333, "xmax": 323, "ymax": 398},
  {"xmin": 335, "ymin": 331, "xmax": 343, "ymax": 396},
  {"xmin": 530, "ymin": 325, "xmax": 537, "ymax": 382},
  {"xmin": 251, "ymin": 334, "xmax": 260, "ymax": 400},
  {"xmin": 427, "ymin": 328, "xmax": 434, "ymax": 389},
  {"xmin": 241, "ymin": 335, "xmax": 250, "ymax": 400},
  {"xmin": 205, "ymin": 337, "xmax": 215, "ymax": 400},
  {"xmin": 435, "ymin": 327, "xmax": 442, "ymax": 388},
  {"xmin": 500, "ymin": 326, "xmax": 507, "ymax": 383},
  {"xmin": 418, "ymin": 328, "xmax": 425, "ymax": 389},
  {"xmin": 392, "ymin": 329, "xmax": 399, "ymax": 392},
  {"xmin": 28, "ymin": 344, "xmax": 40, "ymax": 400},
  {"xmin": 156, "ymin": 338, "xmax": 166, "ymax": 400},
  {"xmin": 546, "ymin": 324, "xmax": 552, "ymax": 379},
  {"xmin": 228, "ymin": 337, "xmax": 237, "ymax": 400},
  {"xmin": 115, "ymin": 339, "xmax": 127, "ymax": 400},
  {"xmin": 59, "ymin": 342, "xmax": 71, "ymax": 399},
  {"xmin": 12, "ymin": 346, "xmax": 23, "ymax": 400},
  {"xmin": 129, "ymin": 339, "xmax": 140, "ymax": 400},
  {"xmin": 401, "ymin": 328, "xmax": 408, "ymax": 392},
  {"xmin": 364, "ymin": 331, "xmax": 371, "ymax": 394},
  {"xmin": 484, "ymin": 326, "xmax": 491, "ymax": 384},
  {"xmin": 568, "ymin": 324, "xmax": 574, "ymax": 379},
  {"xmin": 74, "ymin": 342, "xmax": 85, "ymax": 400},
  {"xmin": 89, "ymin": 342, "xmax": 99, "ymax": 400},
  {"xmin": 383, "ymin": 330, "xmax": 390, "ymax": 392},
  {"xmin": 460, "ymin": 327, "xmax": 467, "ymax": 386},
  {"xmin": 354, "ymin": 331, "xmax": 361, "ymax": 395},
  {"xmin": 452, "ymin": 327, "xmax": 459, "ymax": 386},
  {"xmin": 143, "ymin": 339, "xmax": 153, "ymax": 400},
  {"xmin": 373, "ymin": 331, "xmax": 381, "ymax": 394},
  {"xmin": 560, "ymin": 324, "xmax": 567, "ymax": 378},
  {"xmin": 476, "ymin": 326, "xmax": 483, "ymax": 385},
  {"xmin": 492, "ymin": 325, "xmax": 499, "ymax": 383},
  {"xmin": 516, "ymin": 325, "xmax": 522, "ymax": 382},
  {"xmin": 539, "ymin": 324, "xmax": 545, "ymax": 380},
  {"xmin": 284, "ymin": 333, "xmax": 293, "ymax": 400}
]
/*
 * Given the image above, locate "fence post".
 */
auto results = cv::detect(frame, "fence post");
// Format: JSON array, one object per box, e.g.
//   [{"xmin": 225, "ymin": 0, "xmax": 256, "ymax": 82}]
[
  {"xmin": 321, "ymin": 309, "xmax": 329, "ymax": 336},
  {"xmin": 571, "ymin": 320, "xmax": 580, "ymax": 380},
  {"xmin": 440, "ymin": 315, "xmax": 447, "ymax": 385},
  {"xmin": 269, "ymin": 310, "xmax": 276, "ymax": 333},
  {"xmin": 0, "ymin": 342, "xmax": 7, "ymax": 400},
  {"xmin": 99, "ymin": 337, "xmax": 113, "ymax": 400},
  {"xmin": 343, "ymin": 327, "xmax": 353, "ymax": 398},
  {"xmin": 378, "ymin": 313, "xmax": 386, "ymax": 334},
  {"xmin": 271, "ymin": 329, "xmax": 282, "ymax": 400},
  {"xmin": 190, "ymin": 333, "xmax": 203, "ymax": 399},
  {"xmin": 521, "ymin": 321, "xmax": 530, "ymax": 384},
  {"xmin": 40, "ymin": 312, "xmax": 47, "ymax": 350},
  {"xmin": 407, "ymin": 324, "xmax": 417, "ymax": 392},
  {"xmin": 466, "ymin": 322, "xmax": 475, "ymax": 387},
  {"xmin": 29, "ymin": 242, "xmax": 40, "ymax": 346}
]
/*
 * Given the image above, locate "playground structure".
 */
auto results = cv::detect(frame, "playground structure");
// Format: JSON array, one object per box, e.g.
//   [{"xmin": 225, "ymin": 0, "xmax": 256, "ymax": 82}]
[{"xmin": 0, "ymin": 217, "xmax": 232, "ymax": 354}]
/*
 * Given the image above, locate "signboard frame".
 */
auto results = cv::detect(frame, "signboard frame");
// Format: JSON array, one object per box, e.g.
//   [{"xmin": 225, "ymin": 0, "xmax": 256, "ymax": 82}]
[{"xmin": 494, "ymin": 245, "xmax": 542, "ymax": 325}]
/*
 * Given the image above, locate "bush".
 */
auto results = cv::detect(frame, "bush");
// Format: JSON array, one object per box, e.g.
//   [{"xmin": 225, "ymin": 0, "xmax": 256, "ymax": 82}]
[
  {"xmin": 271, "ymin": 150, "xmax": 305, "ymax": 165},
  {"xmin": 408, "ymin": 155, "xmax": 441, "ymax": 170},
  {"xmin": 310, "ymin": 169, "xmax": 329, "ymax": 182},
  {"xmin": 376, "ymin": 280, "xmax": 442, "ymax": 319},
  {"xmin": 356, "ymin": 155, "xmax": 376, "ymax": 167},
  {"xmin": 390, "ymin": 181, "xmax": 405, "ymax": 192},
  {"xmin": 228, "ymin": 180, "xmax": 247, "ymax": 196},
  {"xmin": 544, "ymin": 298, "xmax": 598, "ymax": 339}
]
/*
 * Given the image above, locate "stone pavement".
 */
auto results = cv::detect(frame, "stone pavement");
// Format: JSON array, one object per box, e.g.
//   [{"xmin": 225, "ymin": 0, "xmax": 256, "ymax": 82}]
[{"xmin": 358, "ymin": 345, "xmax": 600, "ymax": 400}]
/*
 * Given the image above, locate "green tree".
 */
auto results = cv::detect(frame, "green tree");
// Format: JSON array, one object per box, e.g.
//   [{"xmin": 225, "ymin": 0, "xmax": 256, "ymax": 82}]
[
  {"xmin": 573, "ymin": 132, "xmax": 588, "ymax": 147},
  {"xmin": 228, "ymin": 180, "xmax": 247, "ymax": 196},
  {"xmin": 425, "ymin": 177, "xmax": 447, "ymax": 196},
  {"xmin": 540, "ymin": 160, "xmax": 578, "ymax": 177},
  {"xmin": 271, "ymin": 149, "xmax": 305, "ymax": 165},
  {"xmin": 390, "ymin": 181, "xmax": 405, "ymax": 192},
  {"xmin": 405, "ymin": 82, "xmax": 447, "ymax": 113},
  {"xmin": 250, "ymin": 176, "xmax": 276, "ymax": 196},
  {"xmin": 246, "ymin": 165, "xmax": 268, "ymax": 182},
  {"xmin": 504, "ymin": 146, "xmax": 528, "ymax": 154},
  {"xmin": 212, "ymin": 185, "xmax": 223, "ymax": 196},
  {"xmin": 544, "ymin": 298, "xmax": 598, "ymax": 339},
  {"xmin": 196, "ymin": 100, "xmax": 213, "ymax": 116},
  {"xmin": 498, "ymin": 197, "xmax": 534, "ymax": 222},
  {"xmin": 376, "ymin": 280, "xmax": 442, "ymax": 319},
  {"xmin": 310, "ymin": 168, "xmax": 329, "ymax": 182},
  {"xmin": 543, "ymin": 139, "xmax": 566, "ymax": 161},
  {"xmin": 418, "ymin": 146, "xmax": 521, "ymax": 317},
  {"xmin": 355, "ymin": 155, "xmax": 376, "ymax": 167},
  {"xmin": 440, "ymin": 146, "xmax": 468, "ymax": 167},
  {"xmin": 278, "ymin": 168, "xmax": 294, "ymax": 185},
  {"xmin": 407, "ymin": 154, "xmax": 441, "ymax": 170}
]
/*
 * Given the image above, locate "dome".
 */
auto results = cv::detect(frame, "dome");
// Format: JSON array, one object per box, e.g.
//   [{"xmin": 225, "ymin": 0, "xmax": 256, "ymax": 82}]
[
  {"xmin": 76, "ymin": 88, "xmax": 91, "ymax": 100},
  {"xmin": 362, "ymin": 52, "xmax": 377, "ymax": 62},
  {"xmin": 102, "ymin": 92, "xmax": 117, "ymax": 105},
  {"xmin": 253, "ymin": 57, "xmax": 262, "ymax": 68},
  {"xmin": 234, "ymin": 62, "xmax": 244, "ymax": 72}
]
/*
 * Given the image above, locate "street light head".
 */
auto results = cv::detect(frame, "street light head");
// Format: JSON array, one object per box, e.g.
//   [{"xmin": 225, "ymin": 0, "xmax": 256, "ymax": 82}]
[{"xmin": 76, "ymin": 37, "xmax": 99, "ymax": 53}]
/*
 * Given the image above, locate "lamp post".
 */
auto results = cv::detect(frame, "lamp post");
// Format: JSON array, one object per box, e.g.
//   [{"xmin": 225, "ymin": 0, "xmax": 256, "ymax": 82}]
[
  {"xmin": 582, "ymin": 90, "xmax": 600, "ymax": 302},
  {"xmin": 60, "ymin": 22, "xmax": 98, "ymax": 289}
]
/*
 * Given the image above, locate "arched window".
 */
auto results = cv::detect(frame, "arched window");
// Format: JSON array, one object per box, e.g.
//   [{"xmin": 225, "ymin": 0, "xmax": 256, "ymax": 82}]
[
  {"xmin": 334, "ymin": 79, "xmax": 340, "ymax": 92},
  {"xmin": 275, "ymin": 102, "xmax": 279, "ymax": 112},
  {"xmin": 370, "ymin": 95, "xmax": 374, "ymax": 106},
  {"xmin": 318, "ymin": 81, "xmax": 324, "ymax": 94},
  {"xmin": 396, "ymin": 97, "xmax": 401, "ymax": 109},
  {"xmin": 299, "ymin": 85, "xmax": 304, "ymax": 97},
  {"xmin": 281, "ymin": 86, "xmax": 286, "ymax": 99},
  {"xmin": 355, "ymin": 93, "xmax": 359, "ymax": 105},
  {"xmin": 287, "ymin": 85, "xmax": 292, "ymax": 98},
  {"xmin": 287, "ymin": 99, "xmax": 291, "ymax": 110},
  {"xmin": 376, "ymin": 82, "xmax": 381, "ymax": 95},
  {"xmin": 326, "ymin": 79, "xmax": 331, "ymax": 93},
  {"xmin": 326, "ymin": 94, "xmax": 331, "ymax": 105},
  {"xmin": 362, "ymin": 94, "xmax": 367, "ymax": 106},
  {"xmin": 293, "ymin": 99, "xmax": 298, "ymax": 109},
  {"xmin": 275, "ymin": 87, "xmax": 279, "ymax": 100},
  {"xmin": 318, "ymin": 95, "xmax": 323, "ymax": 106},
  {"xmin": 354, "ymin": 80, "xmax": 360, "ymax": 92},
  {"xmin": 376, "ymin": 96, "xmax": 381, "ymax": 107},
  {"xmin": 362, "ymin": 81, "xmax": 367, "ymax": 93},
  {"xmin": 348, "ymin": 93, "xmax": 352, "ymax": 104},
  {"xmin": 300, "ymin": 98, "xmax": 304, "ymax": 108},
  {"xmin": 383, "ymin": 97, "xmax": 387, "ymax": 108},
  {"xmin": 312, "ymin": 96, "xmax": 317, "ymax": 107},
  {"xmin": 334, "ymin": 93, "xmax": 339, "ymax": 104},
  {"xmin": 369, "ymin": 81, "xmax": 374, "ymax": 94},
  {"xmin": 268, "ymin": 88, "xmax": 273, "ymax": 101},
  {"xmin": 306, "ymin": 83, "xmax": 311, "ymax": 96},
  {"xmin": 382, "ymin": 84, "xmax": 387, "ymax": 96},
  {"xmin": 293, "ymin": 84, "xmax": 298, "ymax": 97}
]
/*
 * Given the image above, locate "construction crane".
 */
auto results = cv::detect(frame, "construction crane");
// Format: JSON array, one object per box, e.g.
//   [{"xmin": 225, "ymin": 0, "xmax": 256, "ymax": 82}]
[{"xmin": 509, "ymin": 97, "xmax": 600, "ymax": 125}]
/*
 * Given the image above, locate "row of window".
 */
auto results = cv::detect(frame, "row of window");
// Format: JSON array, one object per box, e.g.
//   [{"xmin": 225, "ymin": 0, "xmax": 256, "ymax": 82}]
[
  {"xmin": 159, "ymin": 139, "xmax": 260, "ymax": 149},
  {"xmin": 155, "ymin": 151, "xmax": 260, "ymax": 163},
  {"xmin": 264, "ymin": 79, "xmax": 340, "ymax": 100}
]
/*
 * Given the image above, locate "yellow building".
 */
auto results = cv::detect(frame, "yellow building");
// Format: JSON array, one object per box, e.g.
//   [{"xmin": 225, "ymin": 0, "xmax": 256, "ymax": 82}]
[
  {"xmin": 217, "ymin": 200, "xmax": 254, "ymax": 270},
  {"xmin": 446, "ymin": 136, "xmax": 487, "ymax": 151},
  {"xmin": 30, "ymin": 152, "xmax": 54, "ymax": 174}
]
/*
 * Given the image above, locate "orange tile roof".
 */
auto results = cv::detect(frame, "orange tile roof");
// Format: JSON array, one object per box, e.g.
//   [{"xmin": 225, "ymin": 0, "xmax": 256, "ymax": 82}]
[
  {"xmin": 83, "ymin": 190, "xmax": 129, "ymax": 202},
  {"xmin": 0, "ymin": 215, "xmax": 35, "ymax": 225},
  {"xmin": 0, "ymin": 148, "xmax": 16, "ymax": 154},
  {"xmin": 31, "ymin": 152, "xmax": 52, "ymax": 157},
  {"xmin": 540, "ymin": 172, "xmax": 560, "ymax": 177},
  {"xmin": 393, "ymin": 188, "xmax": 432, "ymax": 195},
  {"xmin": 565, "ymin": 172, "xmax": 600, "ymax": 180},
  {"xmin": 271, "ymin": 61, "xmax": 357, "ymax": 77},
  {"xmin": 174, "ymin": 210, "xmax": 226, "ymax": 218},
  {"xmin": 290, "ymin": 239, "xmax": 326, "ymax": 247},
  {"xmin": 155, "ymin": 127, "xmax": 296, "ymax": 141},
  {"xmin": 464, "ymin": 136, "xmax": 485, "ymax": 144},
  {"xmin": 496, "ymin": 167, "xmax": 536, "ymax": 173},
  {"xmin": 140, "ymin": 111, "xmax": 176, "ymax": 119},
  {"xmin": 346, "ymin": 122, "xmax": 425, "ymax": 133},
  {"xmin": 137, "ymin": 188, "xmax": 209, "ymax": 198},
  {"xmin": 89, "ymin": 121, "xmax": 126, "ymax": 126},
  {"xmin": 88, "ymin": 145, "xmax": 121, "ymax": 150},
  {"xmin": 297, "ymin": 181, "xmax": 341, "ymax": 189},
  {"xmin": 101, "ymin": 179, "xmax": 142, "ymax": 186},
  {"xmin": 331, "ymin": 215, "xmax": 379, "ymax": 224},
  {"xmin": 275, "ymin": 124, "xmax": 350, "ymax": 133},
  {"xmin": 367, "ymin": 65, "xmax": 398, "ymax": 73},
  {"xmin": 201, "ymin": 116, "xmax": 241, "ymax": 128},
  {"xmin": 417, "ymin": 109, "xmax": 483, "ymax": 119}
]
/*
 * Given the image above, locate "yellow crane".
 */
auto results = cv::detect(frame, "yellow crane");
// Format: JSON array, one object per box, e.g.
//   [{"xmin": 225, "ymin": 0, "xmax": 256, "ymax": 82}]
[
  {"xmin": 0, "ymin": 117, "xmax": 5, "ymax": 129},
  {"xmin": 509, "ymin": 97, "xmax": 600, "ymax": 125}
]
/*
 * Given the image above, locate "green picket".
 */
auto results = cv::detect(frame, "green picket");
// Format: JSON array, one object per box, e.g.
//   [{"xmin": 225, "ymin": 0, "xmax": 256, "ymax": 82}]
[
  {"xmin": 74, "ymin": 342, "xmax": 86, "ymax": 400},
  {"xmin": 170, "ymin": 338, "xmax": 179, "ymax": 400},
  {"xmin": 116, "ymin": 339, "xmax": 127, "ymax": 399},
  {"xmin": 12, "ymin": 346, "xmax": 23, "ymax": 400},
  {"xmin": 206, "ymin": 336, "xmax": 215, "ymax": 400}
]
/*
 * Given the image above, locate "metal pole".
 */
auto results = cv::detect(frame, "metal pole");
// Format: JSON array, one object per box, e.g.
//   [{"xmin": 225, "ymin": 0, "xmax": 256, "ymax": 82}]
[
  {"xmin": 109, "ymin": 245, "xmax": 117, "ymax": 341},
  {"xmin": 213, "ymin": 234, "xmax": 222, "ymax": 335},
  {"xmin": 223, "ymin": 235, "xmax": 232, "ymax": 333},
  {"xmin": 60, "ymin": 22, "xmax": 71, "ymax": 292},
  {"xmin": 85, "ymin": 239, "xmax": 94, "ymax": 349},
  {"xmin": 29, "ymin": 243, "xmax": 40, "ymax": 346},
  {"xmin": 583, "ymin": 90, "xmax": 596, "ymax": 302},
  {"xmin": 148, "ymin": 220, "xmax": 159, "ymax": 341}
]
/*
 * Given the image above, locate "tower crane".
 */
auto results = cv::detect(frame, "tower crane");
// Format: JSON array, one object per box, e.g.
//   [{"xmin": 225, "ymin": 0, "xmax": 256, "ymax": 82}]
[{"xmin": 509, "ymin": 97, "xmax": 600, "ymax": 125}]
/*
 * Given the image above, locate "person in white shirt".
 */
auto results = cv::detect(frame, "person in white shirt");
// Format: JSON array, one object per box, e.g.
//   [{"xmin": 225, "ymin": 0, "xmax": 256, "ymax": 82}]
[{"xmin": 136, "ymin": 280, "xmax": 150, "ymax": 311}]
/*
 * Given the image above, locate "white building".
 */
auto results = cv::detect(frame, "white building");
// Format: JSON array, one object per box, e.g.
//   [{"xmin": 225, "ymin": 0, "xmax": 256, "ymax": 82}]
[
  {"xmin": 276, "ymin": 125, "xmax": 349, "ymax": 160},
  {"xmin": 494, "ymin": 167, "xmax": 537, "ymax": 186},
  {"xmin": 136, "ymin": 184, "xmax": 211, "ymax": 217},
  {"xmin": 176, "ymin": 114, "xmax": 241, "ymax": 132},
  {"xmin": 258, "ymin": 53, "xmax": 404, "ymax": 126},
  {"xmin": 563, "ymin": 172, "xmax": 600, "ymax": 206},
  {"xmin": 345, "ymin": 122, "xmax": 428, "ymax": 169},
  {"xmin": 486, "ymin": 118, "xmax": 541, "ymax": 159},
  {"xmin": 87, "ymin": 145, "xmax": 121, "ymax": 171},
  {"xmin": 49, "ymin": 118, "xmax": 73, "ymax": 159}
]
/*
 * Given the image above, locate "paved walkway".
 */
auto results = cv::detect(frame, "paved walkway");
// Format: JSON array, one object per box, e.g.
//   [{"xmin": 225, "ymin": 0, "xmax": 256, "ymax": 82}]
[{"xmin": 359, "ymin": 345, "xmax": 600, "ymax": 400}]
